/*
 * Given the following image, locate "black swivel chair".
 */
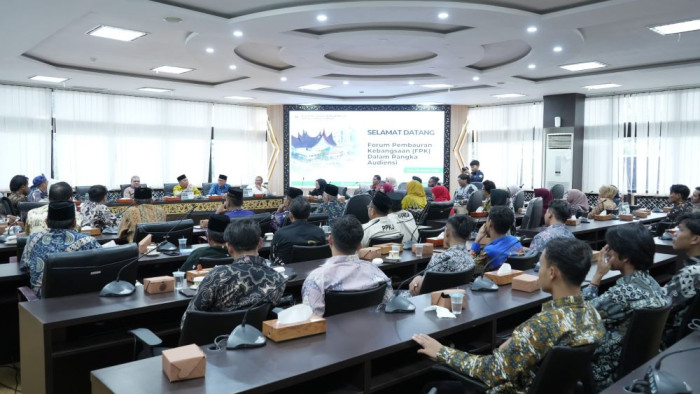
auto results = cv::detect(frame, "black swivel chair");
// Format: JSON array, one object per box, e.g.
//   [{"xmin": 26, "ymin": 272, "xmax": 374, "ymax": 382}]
[
  {"xmin": 397, "ymin": 182, "xmax": 408, "ymax": 191},
  {"xmin": 513, "ymin": 191, "xmax": 525, "ymax": 211},
  {"xmin": 617, "ymin": 303, "xmax": 672, "ymax": 377},
  {"xmin": 290, "ymin": 244, "xmax": 332, "ymax": 263},
  {"xmin": 18, "ymin": 201, "xmax": 48, "ymax": 223},
  {"xmin": 433, "ymin": 344, "xmax": 598, "ymax": 394},
  {"xmin": 505, "ymin": 254, "xmax": 540, "ymax": 270},
  {"xmin": 75, "ymin": 186, "xmax": 91, "ymax": 200},
  {"xmin": 654, "ymin": 221, "xmax": 675, "ymax": 237},
  {"xmin": 202, "ymin": 183, "xmax": 214, "ymax": 195},
  {"xmin": 466, "ymin": 191, "xmax": 483, "ymax": 213},
  {"xmin": 369, "ymin": 234, "xmax": 404, "ymax": 246},
  {"xmin": 324, "ymin": 283, "xmax": 387, "ymax": 317},
  {"xmin": 163, "ymin": 183, "xmax": 178, "ymax": 196},
  {"xmin": 197, "ymin": 257, "xmax": 234, "ymax": 269},
  {"xmin": 134, "ymin": 219, "xmax": 195, "ymax": 245},
  {"xmin": 424, "ymin": 187, "xmax": 433, "ymax": 202},
  {"xmin": 520, "ymin": 197, "xmax": 543, "ymax": 229},
  {"xmin": 418, "ymin": 226, "xmax": 445, "ymax": 243},
  {"xmin": 417, "ymin": 201, "xmax": 453, "ymax": 226},
  {"xmin": 550, "ymin": 184, "xmax": 566, "ymax": 200},
  {"xmin": 120, "ymin": 184, "xmax": 148, "ymax": 194},
  {"xmin": 343, "ymin": 194, "xmax": 372, "ymax": 224},
  {"xmin": 307, "ymin": 213, "xmax": 328, "ymax": 227},
  {"xmin": 419, "ymin": 269, "xmax": 475, "ymax": 294},
  {"xmin": 15, "ymin": 236, "xmax": 27, "ymax": 260},
  {"xmin": 231, "ymin": 212, "xmax": 273, "ymax": 235}
]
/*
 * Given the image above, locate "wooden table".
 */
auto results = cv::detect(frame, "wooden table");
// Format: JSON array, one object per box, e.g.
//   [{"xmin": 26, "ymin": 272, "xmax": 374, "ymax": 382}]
[{"xmin": 105, "ymin": 196, "xmax": 282, "ymax": 221}]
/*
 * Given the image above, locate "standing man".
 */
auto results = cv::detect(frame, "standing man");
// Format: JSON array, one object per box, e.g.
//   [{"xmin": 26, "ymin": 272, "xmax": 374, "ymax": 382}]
[
  {"xmin": 122, "ymin": 176, "xmax": 141, "ymax": 198},
  {"xmin": 208, "ymin": 174, "xmax": 230, "ymax": 196},
  {"xmin": 369, "ymin": 175, "xmax": 381, "ymax": 195},
  {"xmin": 314, "ymin": 184, "xmax": 346, "ymax": 228},
  {"xmin": 271, "ymin": 187, "xmax": 303, "ymax": 231},
  {"xmin": 270, "ymin": 197, "xmax": 326, "ymax": 265},
  {"xmin": 667, "ymin": 184, "xmax": 693, "ymax": 224},
  {"xmin": 216, "ymin": 187, "xmax": 254, "ymax": 218},
  {"xmin": 8, "ymin": 175, "xmax": 29, "ymax": 216},
  {"xmin": 117, "ymin": 187, "xmax": 167, "ymax": 242},
  {"xmin": 469, "ymin": 160, "xmax": 484, "ymax": 183},
  {"xmin": 25, "ymin": 182, "xmax": 84, "ymax": 235},
  {"xmin": 173, "ymin": 174, "xmax": 201, "ymax": 197}
]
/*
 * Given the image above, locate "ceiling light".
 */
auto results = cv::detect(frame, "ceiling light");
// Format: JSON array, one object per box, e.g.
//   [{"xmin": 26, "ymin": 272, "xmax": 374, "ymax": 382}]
[
  {"xmin": 472, "ymin": 76, "xmax": 480, "ymax": 81},
  {"xmin": 422, "ymin": 84, "xmax": 454, "ymax": 89},
  {"xmin": 299, "ymin": 84, "xmax": 332, "ymax": 90},
  {"xmin": 163, "ymin": 17, "xmax": 182, "ymax": 23},
  {"xmin": 233, "ymin": 30, "xmax": 243, "ymax": 37},
  {"xmin": 317, "ymin": 14, "xmax": 327, "ymax": 22},
  {"xmin": 492, "ymin": 93, "xmax": 526, "ymax": 98},
  {"xmin": 280, "ymin": 76, "xmax": 288, "ymax": 82},
  {"xmin": 560, "ymin": 61, "xmax": 607, "ymax": 72},
  {"xmin": 438, "ymin": 12, "xmax": 449, "ymax": 19},
  {"xmin": 205, "ymin": 47, "xmax": 214, "ymax": 54},
  {"xmin": 527, "ymin": 26, "xmax": 538, "ymax": 33},
  {"xmin": 553, "ymin": 46, "xmax": 563, "ymax": 52},
  {"xmin": 229, "ymin": 65, "xmax": 237, "ymax": 70},
  {"xmin": 29, "ymin": 75, "xmax": 68, "ymax": 83},
  {"xmin": 151, "ymin": 66, "xmax": 193, "ymax": 74},
  {"xmin": 408, "ymin": 80, "xmax": 415, "ymax": 85},
  {"xmin": 649, "ymin": 19, "xmax": 700, "ymax": 35},
  {"xmin": 582, "ymin": 83, "xmax": 621, "ymax": 90},
  {"xmin": 86, "ymin": 25, "xmax": 147, "ymax": 42},
  {"xmin": 138, "ymin": 87, "xmax": 172, "ymax": 93},
  {"xmin": 224, "ymin": 96, "xmax": 254, "ymax": 100},
  {"xmin": 343, "ymin": 80, "xmax": 349, "ymax": 85},
  {"xmin": 528, "ymin": 64, "xmax": 536, "ymax": 69}
]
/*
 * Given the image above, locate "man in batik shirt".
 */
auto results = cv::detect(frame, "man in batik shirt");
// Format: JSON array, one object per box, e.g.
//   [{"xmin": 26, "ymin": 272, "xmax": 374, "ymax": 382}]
[
  {"xmin": 81, "ymin": 185, "xmax": 118, "ymax": 230},
  {"xmin": 667, "ymin": 184, "xmax": 693, "ymax": 224},
  {"xmin": 413, "ymin": 238, "xmax": 604, "ymax": 393},
  {"xmin": 528, "ymin": 200, "xmax": 575, "ymax": 256},
  {"xmin": 313, "ymin": 184, "xmax": 346, "ymax": 228},
  {"xmin": 8, "ymin": 175, "xmax": 29, "ymax": 216},
  {"xmin": 117, "ymin": 187, "xmax": 167, "ymax": 242}
]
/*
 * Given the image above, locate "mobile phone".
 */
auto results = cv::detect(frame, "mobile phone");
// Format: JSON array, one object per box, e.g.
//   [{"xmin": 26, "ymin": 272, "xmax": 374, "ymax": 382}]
[{"xmin": 179, "ymin": 288, "xmax": 196, "ymax": 297}]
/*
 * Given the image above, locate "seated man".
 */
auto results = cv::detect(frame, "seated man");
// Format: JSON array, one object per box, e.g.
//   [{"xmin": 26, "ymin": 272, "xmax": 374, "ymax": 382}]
[
  {"xmin": 362, "ymin": 192, "xmax": 403, "ymax": 247},
  {"xmin": 693, "ymin": 186, "xmax": 700, "ymax": 211},
  {"xmin": 388, "ymin": 193, "xmax": 418, "ymax": 243},
  {"xmin": 216, "ymin": 187, "xmax": 254, "ymax": 218},
  {"xmin": 662, "ymin": 212, "xmax": 700, "ymax": 347},
  {"xmin": 81, "ymin": 185, "xmax": 118, "ymax": 230},
  {"xmin": 453, "ymin": 174, "xmax": 478, "ymax": 204},
  {"xmin": 428, "ymin": 176, "xmax": 440, "ymax": 187},
  {"xmin": 122, "ymin": 175, "xmax": 141, "ymax": 198},
  {"xmin": 21, "ymin": 201, "xmax": 101, "ymax": 297},
  {"xmin": 179, "ymin": 214, "xmax": 230, "ymax": 272},
  {"xmin": 583, "ymin": 224, "xmax": 666, "ymax": 390},
  {"xmin": 8, "ymin": 175, "xmax": 29, "ymax": 216},
  {"xmin": 182, "ymin": 219, "xmax": 286, "ymax": 324},
  {"xmin": 28, "ymin": 174, "xmax": 48, "ymax": 202},
  {"xmin": 117, "ymin": 187, "xmax": 167, "ymax": 242},
  {"xmin": 667, "ymin": 184, "xmax": 693, "ymax": 224},
  {"xmin": 251, "ymin": 175, "xmax": 269, "ymax": 195},
  {"xmin": 208, "ymin": 174, "xmax": 230, "ymax": 196},
  {"xmin": 173, "ymin": 174, "xmax": 201, "ymax": 197},
  {"xmin": 270, "ymin": 197, "xmax": 326, "ymax": 265},
  {"xmin": 271, "ymin": 187, "xmax": 303, "ymax": 231},
  {"xmin": 471, "ymin": 206, "xmax": 523, "ymax": 273},
  {"xmin": 413, "ymin": 238, "xmax": 604, "ymax": 393},
  {"xmin": 25, "ymin": 182, "xmax": 84, "ymax": 235},
  {"xmin": 314, "ymin": 184, "xmax": 345, "ymax": 228},
  {"xmin": 481, "ymin": 180, "xmax": 496, "ymax": 211},
  {"xmin": 302, "ymin": 215, "xmax": 393, "ymax": 316},
  {"xmin": 528, "ymin": 200, "xmax": 575, "ymax": 256}
]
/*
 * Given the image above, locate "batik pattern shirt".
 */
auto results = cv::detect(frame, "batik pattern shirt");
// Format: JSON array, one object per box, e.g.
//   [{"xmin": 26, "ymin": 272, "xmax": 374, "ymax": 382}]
[
  {"xmin": 529, "ymin": 224, "xmax": 575, "ymax": 255},
  {"xmin": 663, "ymin": 256, "xmax": 700, "ymax": 339},
  {"xmin": 314, "ymin": 200, "xmax": 346, "ymax": 228},
  {"xmin": 20, "ymin": 229, "xmax": 101, "ymax": 296},
  {"xmin": 436, "ymin": 296, "xmax": 604, "ymax": 393},
  {"xmin": 302, "ymin": 254, "xmax": 393, "ymax": 316},
  {"xmin": 583, "ymin": 270, "xmax": 666, "ymax": 390},
  {"xmin": 80, "ymin": 201, "xmax": 118, "ymax": 229},
  {"xmin": 667, "ymin": 200, "xmax": 693, "ymax": 224},
  {"xmin": 25, "ymin": 204, "xmax": 84, "ymax": 235},
  {"xmin": 454, "ymin": 184, "xmax": 478, "ymax": 203},
  {"xmin": 8, "ymin": 192, "xmax": 26, "ymax": 216},
  {"xmin": 27, "ymin": 188, "xmax": 47, "ymax": 203},
  {"xmin": 117, "ymin": 204, "xmax": 167, "ymax": 242},
  {"xmin": 425, "ymin": 244, "xmax": 475, "ymax": 273},
  {"xmin": 271, "ymin": 209, "xmax": 290, "ymax": 232},
  {"xmin": 182, "ymin": 255, "xmax": 285, "ymax": 326}
]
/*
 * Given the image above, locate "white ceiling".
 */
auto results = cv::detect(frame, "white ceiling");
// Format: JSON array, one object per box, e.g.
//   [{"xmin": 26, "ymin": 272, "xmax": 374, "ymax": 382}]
[{"xmin": 2, "ymin": 0, "xmax": 700, "ymax": 106}]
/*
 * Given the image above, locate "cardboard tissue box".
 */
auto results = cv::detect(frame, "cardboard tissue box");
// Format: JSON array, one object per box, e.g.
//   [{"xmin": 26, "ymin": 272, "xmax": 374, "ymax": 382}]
[
  {"xmin": 373, "ymin": 243, "xmax": 403, "ymax": 254},
  {"xmin": 263, "ymin": 316, "xmax": 326, "ymax": 342},
  {"xmin": 162, "ymin": 344, "xmax": 206, "ymax": 383},
  {"xmin": 359, "ymin": 247, "xmax": 382, "ymax": 261},
  {"xmin": 619, "ymin": 214, "xmax": 634, "ymax": 221},
  {"xmin": 81, "ymin": 226, "xmax": 101, "ymax": 236},
  {"xmin": 138, "ymin": 234, "xmax": 152, "ymax": 254},
  {"xmin": 592, "ymin": 214, "xmax": 612, "ymax": 221},
  {"xmin": 512, "ymin": 274, "xmax": 540, "ymax": 293},
  {"xmin": 411, "ymin": 243, "xmax": 434, "ymax": 256},
  {"xmin": 484, "ymin": 264, "xmax": 523, "ymax": 285},
  {"xmin": 426, "ymin": 237, "xmax": 444, "ymax": 247},
  {"xmin": 591, "ymin": 250, "xmax": 602, "ymax": 263},
  {"xmin": 565, "ymin": 218, "xmax": 581, "ymax": 226},
  {"xmin": 634, "ymin": 210, "xmax": 650, "ymax": 218},
  {"xmin": 144, "ymin": 276, "xmax": 175, "ymax": 294},
  {"xmin": 186, "ymin": 268, "xmax": 212, "ymax": 282}
]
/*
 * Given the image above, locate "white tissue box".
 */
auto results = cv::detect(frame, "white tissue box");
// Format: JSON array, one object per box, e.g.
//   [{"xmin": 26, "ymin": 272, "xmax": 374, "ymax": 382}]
[{"xmin": 262, "ymin": 316, "xmax": 326, "ymax": 342}]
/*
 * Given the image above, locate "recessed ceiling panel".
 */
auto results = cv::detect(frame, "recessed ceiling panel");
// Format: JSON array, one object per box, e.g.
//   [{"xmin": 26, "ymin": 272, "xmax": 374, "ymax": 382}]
[
  {"xmin": 469, "ymin": 40, "xmax": 531, "ymax": 70},
  {"xmin": 325, "ymin": 49, "xmax": 437, "ymax": 66},
  {"xmin": 297, "ymin": 22, "xmax": 470, "ymax": 35},
  {"xmin": 322, "ymin": 73, "xmax": 440, "ymax": 80},
  {"xmin": 234, "ymin": 43, "xmax": 293, "ymax": 71}
]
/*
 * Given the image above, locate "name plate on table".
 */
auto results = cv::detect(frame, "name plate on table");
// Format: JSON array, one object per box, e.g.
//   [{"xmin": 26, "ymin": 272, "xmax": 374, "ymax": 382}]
[{"xmin": 262, "ymin": 316, "xmax": 326, "ymax": 342}]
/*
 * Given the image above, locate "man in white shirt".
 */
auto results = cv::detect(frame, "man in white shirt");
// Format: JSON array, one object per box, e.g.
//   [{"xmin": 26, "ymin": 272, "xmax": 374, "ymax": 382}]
[
  {"xmin": 361, "ymin": 192, "xmax": 402, "ymax": 247},
  {"xmin": 251, "ymin": 176, "xmax": 269, "ymax": 195},
  {"xmin": 122, "ymin": 176, "xmax": 140, "ymax": 198},
  {"xmin": 388, "ymin": 193, "xmax": 418, "ymax": 244}
]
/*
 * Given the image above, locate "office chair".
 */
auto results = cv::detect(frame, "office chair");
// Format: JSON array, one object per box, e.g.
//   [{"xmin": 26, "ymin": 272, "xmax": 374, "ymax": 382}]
[
  {"xmin": 466, "ymin": 191, "xmax": 483, "ymax": 213},
  {"xmin": 75, "ymin": 186, "xmax": 91, "ymax": 200},
  {"xmin": 397, "ymin": 182, "xmax": 408, "ymax": 191},
  {"xmin": 513, "ymin": 191, "xmax": 525, "ymax": 211},
  {"xmin": 197, "ymin": 257, "xmax": 234, "ymax": 269},
  {"xmin": 505, "ymin": 254, "xmax": 539, "ymax": 270},
  {"xmin": 307, "ymin": 213, "xmax": 328, "ymax": 227},
  {"xmin": 163, "ymin": 183, "xmax": 177, "ymax": 196},
  {"xmin": 419, "ymin": 269, "xmax": 475, "ymax": 294},
  {"xmin": 471, "ymin": 182, "xmax": 483, "ymax": 191},
  {"xmin": 520, "ymin": 197, "xmax": 542, "ymax": 229},
  {"xmin": 617, "ymin": 303, "xmax": 671, "ymax": 377},
  {"xmin": 290, "ymin": 244, "xmax": 332, "ymax": 263},
  {"xmin": 231, "ymin": 212, "xmax": 273, "ymax": 234},
  {"xmin": 343, "ymin": 194, "xmax": 372, "ymax": 224},
  {"xmin": 677, "ymin": 293, "xmax": 700, "ymax": 342},
  {"xmin": 202, "ymin": 182, "xmax": 214, "ymax": 195},
  {"xmin": 550, "ymin": 184, "xmax": 566, "ymax": 200},
  {"xmin": 417, "ymin": 201, "xmax": 453, "ymax": 226},
  {"xmin": 15, "ymin": 236, "xmax": 27, "ymax": 260},
  {"xmin": 432, "ymin": 344, "xmax": 598, "ymax": 394},
  {"xmin": 120, "ymin": 184, "xmax": 148, "ymax": 194},
  {"xmin": 418, "ymin": 226, "xmax": 444, "ymax": 243},
  {"xmin": 324, "ymin": 283, "xmax": 387, "ymax": 317},
  {"xmin": 368, "ymin": 233, "xmax": 404, "ymax": 246},
  {"xmin": 424, "ymin": 187, "xmax": 433, "ymax": 202}
]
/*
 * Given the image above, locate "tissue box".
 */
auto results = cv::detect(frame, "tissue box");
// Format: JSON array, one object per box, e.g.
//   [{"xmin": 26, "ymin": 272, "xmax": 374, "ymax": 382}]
[
  {"xmin": 162, "ymin": 344, "xmax": 206, "ymax": 383},
  {"xmin": 144, "ymin": 276, "xmax": 175, "ymax": 294},
  {"xmin": 138, "ymin": 234, "xmax": 152, "ymax": 254},
  {"xmin": 469, "ymin": 212, "xmax": 488, "ymax": 218},
  {"xmin": 484, "ymin": 269, "xmax": 523, "ymax": 285},
  {"xmin": 512, "ymin": 274, "xmax": 540, "ymax": 292},
  {"xmin": 430, "ymin": 289, "xmax": 467, "ymax": 310},
  {"xmin": 373, "ymin": 243, "xmax": 403, "ymax": 254},
  {"xmin": 565, "ymin": 218, "xmax": 580, "ymax": 226},
  {"xmin": 592, "ymin": 214, "xmax": 612, "ymax": 221},
  {"xmin": 591, "ymin": 250, "xmax": 602, "ymax": 263},
  {"xmin": 207, "ymin": 195, "xmax": 224, "ymax": 200},
  {"xmin": 359, "ymin": 247, "xmax": 382, "ymax": 261},
  {"xmin": 518, "ymin": 208, "xmax": 527, "ymax": 215},
  {"xmin": 426, "ymin": 237, "xmax": 443, "ymax": 247},
  {"xmin": 411, "ymin": 243, "xmax": 434, "ymax": 256},
  {"xmin": 186, "ymin": 268, "xmax": 212, "ymax": 282},
  {"xmin": 634, "ymin": 210, "xmax": 650, "ymax": 218},
  {"xmin": 117, "ymin": 198, "xmax": 133, "ymax": 204},
  {"xmin": 262, "ymin": 316, "xmax": 326, "ymax": 342},
  {"xmin": 81, "ymin": 227, "xmax": 101, "ymax": 236},
  {"xmin": 164, "ymin": 196, "xmax": 181, "ymax": 201},
  {"xmin": 619, "ymin": 214, "xmax": 634, "ymax": 221}
]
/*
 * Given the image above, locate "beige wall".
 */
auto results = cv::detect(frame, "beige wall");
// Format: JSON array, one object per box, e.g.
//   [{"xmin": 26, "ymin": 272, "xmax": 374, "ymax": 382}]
[
  {"xmin": 449, "ymin": 105, "xmax": 468, "ymax": 194},
  {"xmin": 267, "ymin": 105, "xmax": 284, "ymax": 195}
]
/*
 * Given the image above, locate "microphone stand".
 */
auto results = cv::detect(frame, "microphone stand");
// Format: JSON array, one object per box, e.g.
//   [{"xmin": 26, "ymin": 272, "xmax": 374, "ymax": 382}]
[
  {"xmin": 99, "ymin": 244, "xmax": 157, "ymax": 297},
  {"xmin": 385, "ymin": 259, "xmax": 452, "ymax": 313},
  {"xmin": 157, "ymin": 206, "xmax": 196, "ymax": 253}
]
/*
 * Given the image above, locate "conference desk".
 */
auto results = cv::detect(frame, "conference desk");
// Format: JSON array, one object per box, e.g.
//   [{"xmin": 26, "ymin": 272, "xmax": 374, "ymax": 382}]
[
  {"xmin": 602, "ymin": 332, "xmax": 700, "ymax": 393},
  {"xmin": 105, "ymin": 196, "xmax": 283, "ymax": 221}
]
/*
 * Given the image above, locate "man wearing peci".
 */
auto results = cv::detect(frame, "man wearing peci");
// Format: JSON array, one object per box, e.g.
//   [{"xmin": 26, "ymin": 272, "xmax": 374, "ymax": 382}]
[
  {"xmin": 117, "ymin": 187, "xmax": 167, "ymax": 243},
  {"xmin": 208, "ymin": 174, "xmax": 230, "ymax": 196},
  {"xmin": 25, "ymin": 182, "xmax": 84, "ymax": 235},
  {"xmin": 180, "ymin": 214, "xmax": 230, "ymax": 272},
  {"xmin": 216, "ymin": 187, "xmax": 254, "ymax": 218},
  {"xmin": 173, "ymin": 174, "xmax": 201, "ymax": 198},
  {"xmin": 314, "ymin": 183, "xmax": 345, "ymax": 228},
  {"xmin": 270, "ymin": 197, "xmax": 326, "ymax": 265}
]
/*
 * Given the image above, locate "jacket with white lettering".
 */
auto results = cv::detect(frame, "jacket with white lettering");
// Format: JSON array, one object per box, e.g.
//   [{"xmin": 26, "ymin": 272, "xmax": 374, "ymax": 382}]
[{"xmin": 361, "ymin": 216, "xmax": 403, "ymax": 247}]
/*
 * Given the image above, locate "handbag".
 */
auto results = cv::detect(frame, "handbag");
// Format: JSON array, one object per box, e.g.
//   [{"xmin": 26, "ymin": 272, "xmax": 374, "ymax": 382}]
[{"xmin": 430, "ymin": 289, "xmax": 466, "ymax": 310}]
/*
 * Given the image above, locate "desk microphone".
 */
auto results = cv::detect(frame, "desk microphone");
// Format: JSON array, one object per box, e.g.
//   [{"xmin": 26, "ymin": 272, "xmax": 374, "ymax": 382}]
[
  {"xmin": 99, "ymin": 244, "xmax": 157, "ymax": 297},
  {"xmin": 384, "ymin": 259, "xmax": 452, "ymax": 313},
  {"xmin": 227, "ymin": 271, "xmax": 297, "ymax": 350},
  {"xmin": 157, "ymin": 206, "xmax": 196, "ymax": 253},
  {"xmin": 626, "ymin": 345, "xmax": 700, "ymax": 394},
  {"xmin": 470, "ymin": 238, "xmax": 522, "ymax": 292}
]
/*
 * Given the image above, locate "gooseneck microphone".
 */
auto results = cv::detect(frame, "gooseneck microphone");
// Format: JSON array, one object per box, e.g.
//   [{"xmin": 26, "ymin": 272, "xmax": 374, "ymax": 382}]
[
  {"xmin": 157, "ymin": 206, "xmax": 196, "ymax": 253},
  {"xmin": 100, "ymin": 244, "xmax": 158, "ymax": 297},
  {"xmin": 384, "ymin": 259, "xmax": 452, "ymax": 313}
]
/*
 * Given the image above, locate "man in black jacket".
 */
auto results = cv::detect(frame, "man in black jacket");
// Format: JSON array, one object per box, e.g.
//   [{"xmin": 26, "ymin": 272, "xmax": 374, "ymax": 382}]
[{"xmin": 271, "ymin": 197, "xmax": 326, "ymax": 264}]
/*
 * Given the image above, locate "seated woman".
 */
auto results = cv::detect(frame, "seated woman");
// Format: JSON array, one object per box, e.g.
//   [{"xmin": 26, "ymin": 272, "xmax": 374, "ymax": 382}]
[
  {"xmin": 309, "ymin": 178, "xmax": 327, "ymax": 197},
  {"xmin": 588, "ymin": 185, "xmax": 618, "ymax": 218},
  {"xmin": 409, "ymin": 215, "xmax": 475, "ymax": 295},
  {"xmin": 378, "ymin": 182, "xmax": 394, "ymax": 193},
  {"xmin": 402, "ymin": 180, "xmax": 427, "ymax": 211},
  {"xmin": 430, "ymin": 185, "xmax": 450, "ymax": 202},
  {"xmin": 583, "ymin": 224, "xmax": 666, "ymax": 391},
  {"xmin": 566, "ymin": 189, "xmax": 590, "ymax": 217}
]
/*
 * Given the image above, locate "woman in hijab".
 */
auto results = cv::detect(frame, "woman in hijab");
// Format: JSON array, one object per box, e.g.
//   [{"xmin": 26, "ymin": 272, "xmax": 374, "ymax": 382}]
[
  {"xmin": 402, "ymin": 180, "xmax": 427, "ymax": 210},
  {"xmin": 309, "ymin": 178, "xmax": 327, "ymax": 197},
  {"xmin": 588, "ymin": 185, "xmax": 618, "ymax": 218},
  {"xmin": 430, "ymin": 185, "xmax": 450, "ymax": 202},
  {"xmin": 534, "ymin": 188, "xmax": 554, "ymax": 222},
  {"xmin": 379, "ymin": 182, "xmax": 395, "ymax": 194},
  {"xmin": 566, "ymin": 189, "xmax": 590, "ymax": 217}
]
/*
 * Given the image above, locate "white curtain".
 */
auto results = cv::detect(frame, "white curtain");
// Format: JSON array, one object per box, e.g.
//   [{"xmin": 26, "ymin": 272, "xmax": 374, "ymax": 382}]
[
  {"xmin": 212, "ymin": 104, "xmax": 268, "ymax": 187},
  {"xmin": 583, "ymin": 88, "xmax": 700, "ymax": 194},
  {"xmin": 0, "ymin": 85, "xmax": 52, "ymax": 186},
  {"xmin": 53, "ymin": 91, "xmax": 212, "ymax": 189},
  {"xmin": 467, "ymin": 102, "xmax": 544, "ymax": 189}
]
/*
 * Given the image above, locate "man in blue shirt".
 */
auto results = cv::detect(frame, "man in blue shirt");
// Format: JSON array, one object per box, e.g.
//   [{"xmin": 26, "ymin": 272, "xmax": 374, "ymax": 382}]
[
  {"xmin": 529, "ymin": 200, "xmax": 575, "ymax": 256},
  {"xmin": 471, "ymin": 206, "xmax": 523, "ymax": 273},
  {"xmin": 216, "ymin": 187, "xmax": 254, "ymax": 218},
  {"xmin": 208, "ymin": 174, "xmax": 231, "ymax": 196},
  {"xmin": 469, "ymin": 160, "xmax": 484, "ymax": 183}
]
